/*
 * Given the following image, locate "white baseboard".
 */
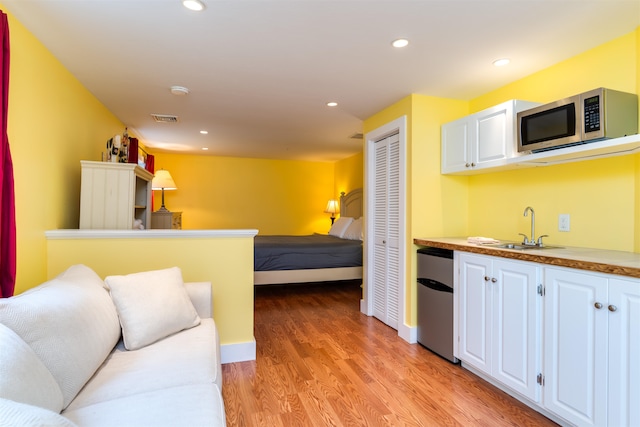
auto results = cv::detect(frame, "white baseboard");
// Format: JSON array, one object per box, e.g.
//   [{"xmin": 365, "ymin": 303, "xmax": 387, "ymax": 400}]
[
  {"xmin": 399, "ymin": 323, "xmax": 417, "ymax": 344},
  {"xmin": 220, "ymin": 339, "xmax": 256, "ymax": 364},
  {"xmin": 360, "ymin": 298, "xmax": 370, "ymax": 315}
]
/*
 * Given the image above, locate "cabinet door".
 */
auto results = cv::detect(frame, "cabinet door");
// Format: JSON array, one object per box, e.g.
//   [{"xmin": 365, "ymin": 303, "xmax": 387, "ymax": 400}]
[
  {"xmin": 475, "ymin": 105, "xmax": 509, "ymax": 166},
  {"xmin": 441, "ymin": 118, "xmax": 471, "ymax": 173},
  {"xmin": 492, "ymin": 259, "xmax": 540, "ymax": 402},
  {"xmin": 458, "ymin": 253, "xmax": 492, "ymax": 375},
  {"xmin": 543, "ymin": 267, "xmax": 608, "ymax": 427},
  {"xmin": 607, "ymin": 278, "xmax": 640, "ymax": 427}
]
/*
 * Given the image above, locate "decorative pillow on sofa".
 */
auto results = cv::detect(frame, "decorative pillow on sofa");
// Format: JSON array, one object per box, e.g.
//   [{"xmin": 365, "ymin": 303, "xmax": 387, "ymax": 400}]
[
  {"xmin": 0, "ymin": 264, "xmax": 121, "ymax": 410},
  {"xmin": 0, "ymin": 398, "xmax": 78, "ymax": 427},
  {"xmin": 0, "ymin": 323, "xmax": 64, "ymax": 412},
  {"xmin": 105, "ymin": 267, "xmax": 201, "ymax": 351},
  {"xmin": 342, "ymin": 217, "xmax": 363, "ymax": 240},
  {"xmin": 328, "ymin": 216, "xmax": 353, "ymax": 238}
]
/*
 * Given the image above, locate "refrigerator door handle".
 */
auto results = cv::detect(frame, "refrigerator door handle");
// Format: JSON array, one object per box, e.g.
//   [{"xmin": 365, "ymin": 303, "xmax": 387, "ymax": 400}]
[{"xmin": 417, "ymin": 277, "xmax": 453, "ymax": 293}]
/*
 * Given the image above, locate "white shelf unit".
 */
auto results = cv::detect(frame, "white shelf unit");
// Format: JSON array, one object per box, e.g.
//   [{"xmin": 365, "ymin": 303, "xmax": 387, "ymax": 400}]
[
  {"xmin": 79, "ymin": 160, "xmax": 153, "ymax": 230},
  {"xmin": 443, "ymin": 132, "xmax": 640, "ymax": 175},
  {"xmin": 509, "ymin": 134, "xmax": 640, "ymax": 167}
]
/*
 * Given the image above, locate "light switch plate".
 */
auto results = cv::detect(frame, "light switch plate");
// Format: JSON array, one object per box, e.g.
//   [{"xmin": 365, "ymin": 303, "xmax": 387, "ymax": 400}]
[{"xmin": 559, "ymin": 214, "xmax": 570, "ymax": 232}]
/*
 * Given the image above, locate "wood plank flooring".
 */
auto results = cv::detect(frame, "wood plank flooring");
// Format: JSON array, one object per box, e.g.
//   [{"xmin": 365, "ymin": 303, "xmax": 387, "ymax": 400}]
[{"xmin": 222, "ymin": 281, "xmax": 557, "ymax": 426}]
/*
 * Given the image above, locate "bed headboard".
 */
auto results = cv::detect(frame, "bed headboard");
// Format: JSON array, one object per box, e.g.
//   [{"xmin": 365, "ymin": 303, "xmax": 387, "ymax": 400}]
[{"xmin": 339, "ymin": 188, "xmax": 363, "ymax": 218}]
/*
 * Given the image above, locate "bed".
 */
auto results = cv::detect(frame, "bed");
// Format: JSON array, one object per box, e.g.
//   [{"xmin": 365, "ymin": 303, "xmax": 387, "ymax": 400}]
[{"xmin": 254, "ymin": 188, "xmax": 363, "ymax": 285}]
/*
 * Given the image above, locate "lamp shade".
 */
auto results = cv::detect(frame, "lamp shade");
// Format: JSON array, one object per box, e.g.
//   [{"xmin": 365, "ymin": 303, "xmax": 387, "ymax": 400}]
[
  {"xmin": 152, "ymin": 170, "xmax": 177, "ymax": 190},
  {"xmin": 324, "ymin": 200, "xmax": 339, "ymax": 215}
]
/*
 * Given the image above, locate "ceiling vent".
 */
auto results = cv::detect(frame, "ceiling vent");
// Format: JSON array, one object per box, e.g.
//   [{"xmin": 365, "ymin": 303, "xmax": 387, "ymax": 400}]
[
  {"xmin": 350, "ymin": 132, "xmax": 363, "ymax": 140},
  {"xmin": 151, "ymin": 114, "xmax": 179, "ymax": 123}
]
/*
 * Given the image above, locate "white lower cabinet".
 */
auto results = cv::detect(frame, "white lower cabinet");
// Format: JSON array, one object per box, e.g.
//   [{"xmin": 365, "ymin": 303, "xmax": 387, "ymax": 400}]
[
  {"xmin": 457, "ymin": 253, "xmax": 640, "ymax": 427},
  {"xmin": 607, "ymin": 278, "xmax": 640, "ymax": 427},
  {"xmin": 458, "ymin": 253, "xmax": 541, "ymax": 402},
  {"xmin": 543, "ymin": 267, "xmax": 640, "ymax": 427}
]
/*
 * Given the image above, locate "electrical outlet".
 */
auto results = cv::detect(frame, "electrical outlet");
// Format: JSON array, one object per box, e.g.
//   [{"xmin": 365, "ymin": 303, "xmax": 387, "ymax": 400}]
[{"xmin": 559, "ymin": 214, "xmax": 570, "ymax": 232}]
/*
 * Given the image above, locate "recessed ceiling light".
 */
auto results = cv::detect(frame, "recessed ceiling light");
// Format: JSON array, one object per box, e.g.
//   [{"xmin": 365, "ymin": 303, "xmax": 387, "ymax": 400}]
[
  {"xmin": 493, "ymin": 58, "xmax": 510, "ymax": 67},
  {"xmin": 392, "ymin": 39, "xmax": 409, "ymax": 48},
  {"xmin": 327, "ymin": 102, "xmax": 338, "ymax": 107},
  {"xmin": 182, "ymin": 0, "xmax": 205, "ymax": 11},
  {"xmin": 200, "ymin": 130, "xmax": 208, "ymax": 135},
  {"xmin": 170, "ymin": 86, "xmax": 189, "ymax": 95}
]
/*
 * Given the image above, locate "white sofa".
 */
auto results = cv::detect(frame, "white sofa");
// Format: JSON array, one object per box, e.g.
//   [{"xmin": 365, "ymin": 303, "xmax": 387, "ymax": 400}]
[{"xmin": 0, "ymin": 264, "xmax": 226, "ymax": 427}]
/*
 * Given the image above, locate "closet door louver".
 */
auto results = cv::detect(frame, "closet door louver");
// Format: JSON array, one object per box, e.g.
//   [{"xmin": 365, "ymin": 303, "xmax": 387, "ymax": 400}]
[{"xmin": 372, "ymin": 132, "xmax": 400, "ymax": 329}]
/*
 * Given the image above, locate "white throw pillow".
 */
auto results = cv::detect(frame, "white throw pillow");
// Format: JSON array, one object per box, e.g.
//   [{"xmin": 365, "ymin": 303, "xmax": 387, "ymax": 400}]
[
  {"xmin": 0, "ymin": 323, "xmax": 64, "ymax": 412},
  {"xmin": 0, "ymin": 264, "xmax": 121, "ymax": 409},
  {"xmin": 342, "ymin": 217, "xmax": 363, "ymax": 240},
  {"xmin": 105, "ymin": 267, "xmax": 201, "ymax": 351},
  {"xmin": 0, "ymin": 398, "xmax": 78, "ymax": 427},
  {"xmin": 328, "ymin": 216, "xmax": 353, "ymax": 238}
]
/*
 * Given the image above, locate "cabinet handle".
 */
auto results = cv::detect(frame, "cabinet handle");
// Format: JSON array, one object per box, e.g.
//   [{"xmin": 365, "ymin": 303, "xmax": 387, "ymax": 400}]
[
  {"xmin": 465, "ymin": 163, "xmax": 471, "ymax": 168},
  {"xmin": 484, "ymin": 276, "xmax": 490, "ymax": 282},
  {"xmin": 491, "ymin": 277, "xmax": 497, "ymax": 283},
  {"xmin": 594, "ymin": 302, "xmax": 603, "ymax": 309},
  {"xmin": 471, "ymin": 162, "xmax": 476, "ymax": 167},
  {"xmin": 608, "ymin": 305, "xmax": 617, "ymax": 312}
]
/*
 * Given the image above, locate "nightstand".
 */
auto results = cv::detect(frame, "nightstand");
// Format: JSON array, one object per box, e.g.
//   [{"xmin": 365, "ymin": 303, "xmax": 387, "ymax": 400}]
[{"xmin": 151, "ymin": 211, "xmax": 182, "ymax": 229}]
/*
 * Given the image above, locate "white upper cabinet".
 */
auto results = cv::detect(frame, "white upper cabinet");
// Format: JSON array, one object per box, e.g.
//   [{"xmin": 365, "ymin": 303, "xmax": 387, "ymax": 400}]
[{"xmin": 441, "ymin": 100, "xmax": 540, "ymax": 175}]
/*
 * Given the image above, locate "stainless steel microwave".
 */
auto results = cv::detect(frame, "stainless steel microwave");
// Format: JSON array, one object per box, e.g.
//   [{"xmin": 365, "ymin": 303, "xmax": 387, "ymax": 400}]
[{"xmin": 517, "ymin": 88, "xmax": 638, "ymax": 153}]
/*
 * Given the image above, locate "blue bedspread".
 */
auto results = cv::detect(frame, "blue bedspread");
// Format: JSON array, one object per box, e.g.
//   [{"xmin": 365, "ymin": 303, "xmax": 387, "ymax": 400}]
[{"xmin": 254, "ymin": 234, "xmax": 363, "ymax": 271}]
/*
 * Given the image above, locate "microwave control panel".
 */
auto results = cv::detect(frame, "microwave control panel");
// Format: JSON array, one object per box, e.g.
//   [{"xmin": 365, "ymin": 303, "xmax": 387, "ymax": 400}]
[{"xmin": 583, "ymin": 95, "xmax": 601, "ymax": 132}]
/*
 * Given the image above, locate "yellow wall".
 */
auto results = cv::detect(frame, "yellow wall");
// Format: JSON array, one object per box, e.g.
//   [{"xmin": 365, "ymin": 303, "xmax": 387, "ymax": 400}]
[
  {"xmin": 364, "ymin": 27, "xmax": 640, "ymax": 331},
  {"xmin": 363, "ymin": 94, "xmax": 469, "ymax": 326},
  {"xmin": 5, "ymin": 6, "xmax": 362, "ymax": 353},
  {"xmin": 7, "ymin": 0, "xmax": 638, "ymax": 341},
  {"xmin": 6, "ymin": 6, "xmax": 125, "ymax": 294},
  {"xmin": 472, "ymin": 32, "xmax": 637, "ymax": 111},
  {"xmin": 468, "ymin": 30, "xmax": 639, "ymax": 251},
  {"xmin": 149, "ymin": 151, "xmax": 364, "ymax": 235},
  {"xmin": 334, "ymin": 151, "xmax": 363, "ymax": 198},
  {"xmin": 46, "ymin": 233, "xmax": 255, "ymax": 347}
]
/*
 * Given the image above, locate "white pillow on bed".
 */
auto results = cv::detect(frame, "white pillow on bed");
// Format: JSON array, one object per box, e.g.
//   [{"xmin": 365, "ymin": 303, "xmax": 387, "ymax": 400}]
[
  {"xmin": 328, "ymin": 216, "xmax": 353, "ymax": 238},
  {"xmin": 342, "ymin": 217, "xmax": 363, "ymax": 240}
]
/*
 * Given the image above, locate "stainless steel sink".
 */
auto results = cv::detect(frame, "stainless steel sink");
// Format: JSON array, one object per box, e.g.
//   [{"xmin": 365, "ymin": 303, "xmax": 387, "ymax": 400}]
[{"xmin": 493, "ymin": 243, "xmax": 564, "ymax": 250}]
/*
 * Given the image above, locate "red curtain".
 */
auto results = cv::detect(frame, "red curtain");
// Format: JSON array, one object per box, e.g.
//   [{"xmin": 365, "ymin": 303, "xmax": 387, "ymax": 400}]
[{"xmin": 0, "ymin": 11, "xmax": 15, "ymax": 298}]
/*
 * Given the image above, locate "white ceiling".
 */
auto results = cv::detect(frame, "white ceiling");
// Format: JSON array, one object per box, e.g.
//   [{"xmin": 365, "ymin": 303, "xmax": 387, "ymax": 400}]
[{"xmin": 3, "ymin": 0, "xmax": 640, "ymax": 161}]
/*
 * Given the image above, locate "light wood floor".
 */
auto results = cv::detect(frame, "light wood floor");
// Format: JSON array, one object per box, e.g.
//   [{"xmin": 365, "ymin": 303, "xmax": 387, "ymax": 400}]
[{"xmin": 222, "ymin": 281, "xmax": 557, "ymax": 426}]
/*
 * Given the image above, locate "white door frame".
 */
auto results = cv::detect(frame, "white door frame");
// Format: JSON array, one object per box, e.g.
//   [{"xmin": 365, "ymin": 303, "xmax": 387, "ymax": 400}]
[{"xmin": 362, "ymin": 116, "xmax": 409, "ymax": 342}]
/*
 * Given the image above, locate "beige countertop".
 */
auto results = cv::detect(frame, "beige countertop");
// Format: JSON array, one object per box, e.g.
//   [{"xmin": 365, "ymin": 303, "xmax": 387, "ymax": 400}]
[{"xmin": 414, "ymin": 237, "xmax": 640, "ymax": 279}]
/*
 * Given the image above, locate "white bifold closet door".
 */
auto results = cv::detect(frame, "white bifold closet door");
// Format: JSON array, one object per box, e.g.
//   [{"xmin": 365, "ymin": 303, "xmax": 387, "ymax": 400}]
[{"xmin": 372, "ymin": 132, "xmax": 401, "ymax": 329}]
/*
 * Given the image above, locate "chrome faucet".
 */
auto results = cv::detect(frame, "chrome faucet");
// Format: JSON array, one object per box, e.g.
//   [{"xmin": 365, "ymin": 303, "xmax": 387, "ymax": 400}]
[
  {"xmin": 522, "ymin": 206, "xmax": 536, "ymax": 246},
  {"xmin": 520, "ymin": 206, "xmax": 549, "ymax": 247}
]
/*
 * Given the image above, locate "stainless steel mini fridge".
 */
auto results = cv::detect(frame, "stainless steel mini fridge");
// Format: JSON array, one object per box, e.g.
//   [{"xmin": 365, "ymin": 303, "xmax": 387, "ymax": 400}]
[{"xmin": 417, "ymin": 247, "xmax": 459, "ymax": 364}]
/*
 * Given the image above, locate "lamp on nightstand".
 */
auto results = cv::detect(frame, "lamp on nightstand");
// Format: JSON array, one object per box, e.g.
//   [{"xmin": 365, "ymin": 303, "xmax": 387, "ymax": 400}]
[
  {"xmin": 152, "ymin": 169, "xmax": 177, "ymax": 213},
  {"xmin": 324, "ymin": 199, "xmax": 339, "ymax": 225}
]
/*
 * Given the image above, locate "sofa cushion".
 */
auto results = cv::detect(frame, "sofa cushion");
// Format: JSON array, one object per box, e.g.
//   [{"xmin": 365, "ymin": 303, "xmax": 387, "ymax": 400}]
[
  {"xmin": 0, "ymin": 398, "xmax": 79, "ymax": 427},
  {"xmin": 105, "ymin": 267, "xmax": 200, "ymax": 351},
  {"xmin": 62, "ymin": 383, "xmax": 225, "ymax": 427},
  {"xmin": 64, "ymin": 318, "xmax": 221, "ymax": 412},
  {"xmin": 0, "ymin": 323, "xmax": 64, "ymax": 412},
  {"xmin": 0, "ymin": 264, "xmax": 121, "ymax": 409}
]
